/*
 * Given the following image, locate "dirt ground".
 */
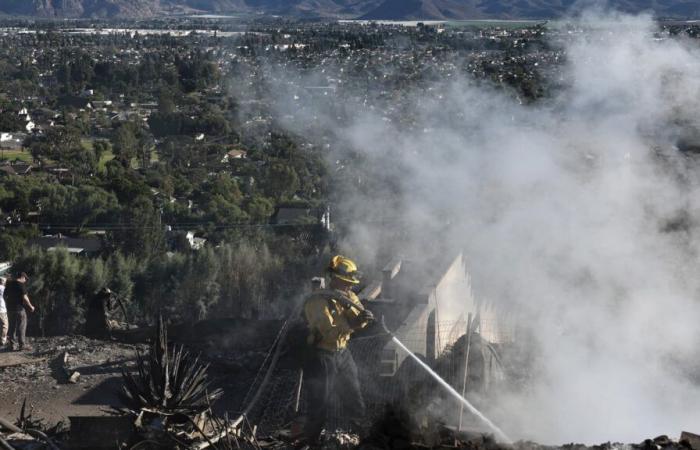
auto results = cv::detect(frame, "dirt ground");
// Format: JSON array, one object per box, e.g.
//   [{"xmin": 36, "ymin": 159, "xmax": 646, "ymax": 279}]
[
  {"xmin": 2, "ymin": 334, "xmax": 700, "ymax": 450},
  {"xmin": 0, "ymin": 323, "xmax": 278, "ymax": 428},
  {"xmin": 0, "ymin": 337, "xmax": 147, "ymax": 424}
]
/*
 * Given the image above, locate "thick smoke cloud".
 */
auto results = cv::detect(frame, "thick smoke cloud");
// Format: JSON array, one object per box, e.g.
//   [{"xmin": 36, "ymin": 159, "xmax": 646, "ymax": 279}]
[{"xmin": 274, "ymin": 11, "xmax": 700, "ymax": 443}]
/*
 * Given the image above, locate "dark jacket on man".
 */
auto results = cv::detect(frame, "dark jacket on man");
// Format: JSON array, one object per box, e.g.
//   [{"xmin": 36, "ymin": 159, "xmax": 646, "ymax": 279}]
[
  {"xmin": 6, "ymin": 279, "xmax": 29, "ymax": 350},
  {"xmin": 4, "ymin": 280, "xmax": 27, "ymax": 312}
]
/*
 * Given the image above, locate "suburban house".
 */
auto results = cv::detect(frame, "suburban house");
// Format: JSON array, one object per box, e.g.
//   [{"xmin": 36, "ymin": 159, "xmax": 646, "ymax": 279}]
[
  {"xmin": 271, "ymin": 205, "xmax": 331, "ymax": 231},
  {"xmin": 164, "ymin": 228, "xmax": 207, "ymax": 251},
  {"xmin": 0, "ymin": 133, "xmax": 26, "ymax": 151},
  {"xmin": 185, "ymin": 231, "xmax": 207, "ymax": 250},
  {"xmin": 220, "ymin": 148, "xmax": 247, "ymax": 163},
  {"xmin": 27, "ymin": 234, "xmax": 103, "ymax": 255},
  {"xmin": 355, "ymin": 252, "xmax": 513, "ymax": 388},
  {"xmin": 358, "ymin": 254, "xmax": 471, "ymax": 371}
]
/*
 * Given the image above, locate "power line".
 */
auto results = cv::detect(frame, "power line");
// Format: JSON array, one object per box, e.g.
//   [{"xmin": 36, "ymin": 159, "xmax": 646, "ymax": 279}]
[
  {"xmin": 1, "ymin": 222, "xmax": 328, "ymax": 230},
  {"xmin": 0, "ymin": 211, "xmax": 389, "ymax": 231}
]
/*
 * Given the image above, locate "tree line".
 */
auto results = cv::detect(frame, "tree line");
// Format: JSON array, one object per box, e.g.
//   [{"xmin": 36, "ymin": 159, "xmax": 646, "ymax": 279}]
[{"xmin": 10, "ymin": 239, "xmax": 317, "ymax": 336}]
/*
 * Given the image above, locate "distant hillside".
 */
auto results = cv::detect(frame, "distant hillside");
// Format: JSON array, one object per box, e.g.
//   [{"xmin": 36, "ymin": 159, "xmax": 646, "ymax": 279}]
[
  {"xmin": 0, "ymin": 0, "xmax": 236, "ymax": 18},
  {"xmin": 360, "ymin": 0, "xmax": 478, "ymax": 20},
  {"xmin": 0, "ymin": 0, "xmax": 165, "ymax": 18},
  {"xmin": 0, "ymin": 0, "xmax": 698, "ymax": 19},
  {"xmin": 243, "ymin": 0, "xmax": 381, "ymax": 17},
  {"xmin": 360, "ymin": 0, "xmax": 700, "ymax": 20}
]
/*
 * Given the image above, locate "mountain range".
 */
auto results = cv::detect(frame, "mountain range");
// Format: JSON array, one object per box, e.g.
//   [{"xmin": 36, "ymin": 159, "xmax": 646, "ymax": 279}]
[{"xmin": 0, "ymin": 0, "xmax": 698, "ymax": 20}]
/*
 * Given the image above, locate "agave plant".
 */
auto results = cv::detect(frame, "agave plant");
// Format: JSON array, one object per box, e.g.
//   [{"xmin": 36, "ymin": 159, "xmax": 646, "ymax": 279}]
[{"xmin": 120, "ymin": 316, "xmax": 223, "ymax": 416}]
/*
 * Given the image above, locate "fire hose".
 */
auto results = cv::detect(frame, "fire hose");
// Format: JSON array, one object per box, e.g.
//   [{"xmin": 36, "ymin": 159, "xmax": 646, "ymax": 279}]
[
  {"xmin": 195, "ymin": 295, "xmax": 511, "ymax": 448},
  {"xmin": 333, "ymin": 295, "xmax": 511, "ymax": 442},
  {"xmin": 379, "ymin": 317, "xmax": 512, "ymax": 443},
  {"xmin": 194, "ymin": 294, "xmax": 362, "ymax": 449},
  {"xmin": 192, "ymin": 308, "xmax": 298, "ymax": 450}
]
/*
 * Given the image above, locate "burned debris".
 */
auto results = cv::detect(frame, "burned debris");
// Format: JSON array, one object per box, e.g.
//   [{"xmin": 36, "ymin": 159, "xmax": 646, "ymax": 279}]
[
  {"xmin": 0, "ymin": 399, "xmax": 65, "ymax": 450},
  {"xmin": 0, "ymin": 312, "xmax": 699, "ymax": 449},
  {"xmin": 119, "ymin": 317, "xmax": 222, "ymax": 416},
  {"xmin": 118, "ymin": 316, "xmax": 227, "ymax": 449}
]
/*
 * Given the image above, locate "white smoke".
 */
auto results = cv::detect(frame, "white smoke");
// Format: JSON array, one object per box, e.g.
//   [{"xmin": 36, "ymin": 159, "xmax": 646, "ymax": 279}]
[{"xmin": 271, "ymin": 11, "xmax": 700, "ymax": 444}]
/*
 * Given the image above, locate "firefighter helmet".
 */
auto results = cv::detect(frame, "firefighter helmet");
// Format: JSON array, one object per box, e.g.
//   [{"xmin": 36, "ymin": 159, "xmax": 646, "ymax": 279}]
[{"xmin": 328, "ymin": 255, "xmax": 361, "ymax": 285}]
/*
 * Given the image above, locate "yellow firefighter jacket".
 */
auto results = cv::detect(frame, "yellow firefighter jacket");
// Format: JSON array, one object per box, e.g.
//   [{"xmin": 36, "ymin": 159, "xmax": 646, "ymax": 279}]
[{"xmin": 304, "ymin": 289, "xmax": 369, "ymax": 352}]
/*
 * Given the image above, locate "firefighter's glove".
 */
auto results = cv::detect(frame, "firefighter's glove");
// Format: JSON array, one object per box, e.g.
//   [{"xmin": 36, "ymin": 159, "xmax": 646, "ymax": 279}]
[{"xmin": 360, "ymin": 309, "xmax": 375, "ymax": 323}]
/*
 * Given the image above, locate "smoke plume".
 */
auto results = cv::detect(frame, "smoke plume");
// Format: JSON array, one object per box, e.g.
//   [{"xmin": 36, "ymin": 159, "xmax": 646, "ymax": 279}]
[{"xmin": 272, "ymin": 11, "xmax": 700, "ymax": 443}]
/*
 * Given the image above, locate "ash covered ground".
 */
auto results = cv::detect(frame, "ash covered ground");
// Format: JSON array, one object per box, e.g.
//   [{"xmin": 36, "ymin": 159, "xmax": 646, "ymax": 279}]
[
  {"xmin": 0, "ymin": 337, "xmax": 147, "ymax": 421},
  {"xmin": 0, "ymin": 330, "xmax": 699, "ymax": 450},
  {"xmin": 0, "ymin": 322, "xmax": 277, "ymax": 425}
]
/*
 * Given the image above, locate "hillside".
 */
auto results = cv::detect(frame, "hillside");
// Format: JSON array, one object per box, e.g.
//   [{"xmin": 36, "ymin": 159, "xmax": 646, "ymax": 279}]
[
  {"xmin": 0, "ymin": 0, "xmax": 232, "ymax": 18},
  {"xmin": 360, "ymin": 0, "xmax": 700, "ymax": 20},
  {"xmin": 360, "ymin": 0, "xmax": 480, "ymax": 20},
  {"xmin": 0, "ymin": 0, "xmax": 165, "ymax": 18},
  {"xmin": 0, "ymin": 0, "xmax": 698, "ymax": 22}
]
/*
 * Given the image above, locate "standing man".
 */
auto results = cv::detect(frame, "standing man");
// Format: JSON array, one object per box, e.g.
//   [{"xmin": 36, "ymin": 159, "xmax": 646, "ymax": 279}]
[
  {"xmin": 6, "ymin": 272, "xmax": 35, "ymax": 352},
  {"xmin": 0, "ymin": 277, "xmax": 7, "ymax": 348},
  {"xmin": 302, "ymin": 255, "xmax": 374, "ymax": 444}
]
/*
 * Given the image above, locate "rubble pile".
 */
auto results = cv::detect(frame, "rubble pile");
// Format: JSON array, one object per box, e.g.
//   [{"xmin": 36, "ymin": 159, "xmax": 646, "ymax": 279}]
[
  {"xmin": 358, "ymin": 432, "xmax": 700, "ymax": 450},
  {"xmin": 0, "ymin": 400, "xmax": 67, "ymax": 450},
  {"xmin": 114, "ymin": 317, "xmax": 259, "ymax": 450},
  {"xmin": 350, "ymin": 406, "xmax": 700, "ymax": 450},
  {"xmin": 1, "ymin": 330, "xmax": 699, "ymax": 450},
  {"xmin": 514, "ymin": 433, "xmax": 700, "ymax": 450}
]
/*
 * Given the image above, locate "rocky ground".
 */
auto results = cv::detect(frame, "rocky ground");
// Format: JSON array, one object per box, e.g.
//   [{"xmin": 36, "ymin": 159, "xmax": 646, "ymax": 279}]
[
  {"xmin": 0, "ymin": 336, "xmax": 148, "ymax": 424},
  {"xmin": 1, "ymin": 331, "xmax": 699, "ymax": 450},
  {"xmin": 0, "ymin": 331, "xmax": 272, "ymax": 427}
]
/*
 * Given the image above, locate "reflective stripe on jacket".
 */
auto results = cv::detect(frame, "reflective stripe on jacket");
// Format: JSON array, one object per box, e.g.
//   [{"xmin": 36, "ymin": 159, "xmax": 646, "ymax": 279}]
[{"xmin": 304, "ymin": 289, "xmax": 368, "ymax": 352}]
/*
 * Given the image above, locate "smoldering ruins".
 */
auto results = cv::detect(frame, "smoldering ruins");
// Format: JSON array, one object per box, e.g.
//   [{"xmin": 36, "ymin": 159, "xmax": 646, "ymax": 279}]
[{"xmin": 3, "ymin": 8, "xmax": 700, "ymax": 450}]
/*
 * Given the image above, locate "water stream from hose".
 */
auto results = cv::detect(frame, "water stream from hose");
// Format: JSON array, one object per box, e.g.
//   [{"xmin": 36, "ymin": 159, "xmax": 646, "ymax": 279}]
[{"xmin": 390, "ymin": 335, "xmax": 512, "ymax": 443}]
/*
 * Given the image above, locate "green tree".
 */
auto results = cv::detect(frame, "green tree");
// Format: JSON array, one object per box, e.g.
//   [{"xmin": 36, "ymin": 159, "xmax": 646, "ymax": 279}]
[
  {"xmin": 158, "ymin": 88, "xmax": 176, "ymax": 114},
  {"xmin": 213, "ymin": 242, "xmax": 283, "ymax": 318},
  {"xmin": 0, "ymin": 226, "xmax": 39, "ymax": 261},
  {"xmin": 14, "ymin": 247, "xmax": 86, "ymax": 335},
  {"xmin": 112, "ymin": 195, "xmax": 165, "ymax": 259},
  {"xmin": 263, "ymin": 162, "xmax": 300, "ymax": 200},
  {"xmin": 148, "ymin": 113, "xmax": 184, "ymax": 139},
  {"xmin": 111, "ymin": 122, "xmax": 138, "ymax": 167},
  {"xmin": 0, "ymin": 111, "xmax": 25, "ymax": 132},
  {"xmin": 93, "ymin": 140, "xmax": 110, "ymax": 163},
  {"xmin": 245, "ymin": 195, "xmax": 274, "ymax": 222},
  {"xmin": 103, "ymin": 160, "xmax": 151, "ymax": 202},
  {"xmin": 38, "ymin": 184, "xmax": 119, "ymax": 229},
  {"xmin": 106, "ymin": 251, "xmax": 139, "ymax": 323}
]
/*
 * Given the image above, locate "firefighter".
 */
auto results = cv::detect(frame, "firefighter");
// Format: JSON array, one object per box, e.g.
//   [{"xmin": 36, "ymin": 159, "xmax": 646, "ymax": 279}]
[{"xmin": 302, "ymin": 255, "xmax": 374, "ymax": 444}]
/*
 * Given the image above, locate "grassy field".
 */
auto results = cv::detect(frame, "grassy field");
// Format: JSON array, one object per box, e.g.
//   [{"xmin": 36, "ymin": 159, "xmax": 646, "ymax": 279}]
[
  {"xmin": 81, "ymin": 138, "xmax": 116, "ymax": 171},
  {"xmin": 0, "ymin": 141, "xmax": 115, "ymax": 170},
  {"xmin": 0, "ymin": 139, "xmax": 148, "ymax": 171},
  {"xmin": 98, "ymin": 151, "xmax": 115, "ymax": 170},
  {"xmin": 0, "ymin": 149, "xmax": 32, "ymax": 162}
]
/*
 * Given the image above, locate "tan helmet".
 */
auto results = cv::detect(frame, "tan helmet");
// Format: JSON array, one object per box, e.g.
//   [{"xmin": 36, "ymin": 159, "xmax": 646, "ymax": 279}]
[{"xmin": 328, "ymin": 255, "xmax": 361, "ymax": 285}]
